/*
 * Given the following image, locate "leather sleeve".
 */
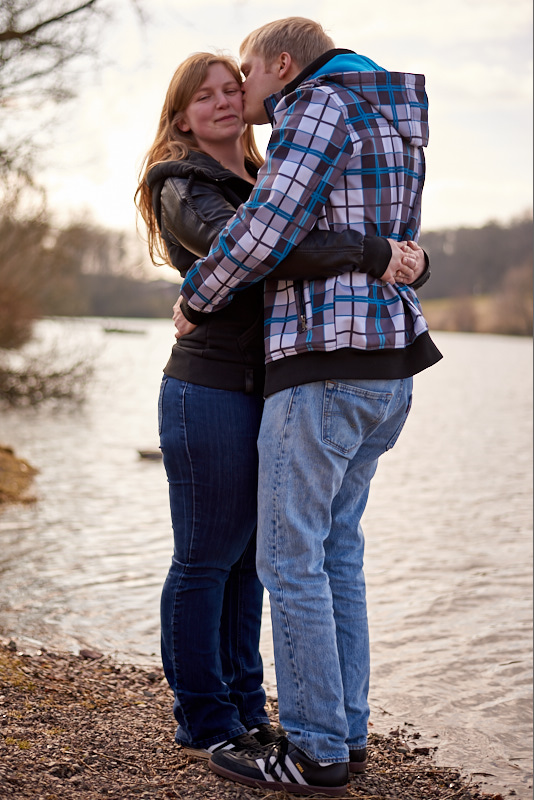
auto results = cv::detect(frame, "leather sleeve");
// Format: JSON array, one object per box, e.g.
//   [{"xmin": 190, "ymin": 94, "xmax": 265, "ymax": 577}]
[
  {"xmin": 278, "ymin": 231, "xmax": 392, "ymax": 280},
  {"xmin": 160, "ymin": 178, "xmax": 234, "ymax": 261},
  {"xmin": 410, "ymin": 251, "xmax": 431, "ymax": 290},
  {"xmin": 161, "ymin": 176, "xmax": 395, "ymax": 282},
  {"xmin": 276, "ymin": 229, "xmax": 366, "ymax": 280}
]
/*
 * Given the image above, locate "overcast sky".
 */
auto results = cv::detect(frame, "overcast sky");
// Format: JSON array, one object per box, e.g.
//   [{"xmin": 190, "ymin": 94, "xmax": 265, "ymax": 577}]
[{"xmin": 37, "ymin": 0, "xmax": 532, "ymax": 238}]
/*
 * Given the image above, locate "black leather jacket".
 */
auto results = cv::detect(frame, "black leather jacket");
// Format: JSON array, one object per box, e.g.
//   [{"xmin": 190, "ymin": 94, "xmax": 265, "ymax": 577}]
[{"xmin": 147, "ymin": 151, "xmax": 420, "ymax": 393}]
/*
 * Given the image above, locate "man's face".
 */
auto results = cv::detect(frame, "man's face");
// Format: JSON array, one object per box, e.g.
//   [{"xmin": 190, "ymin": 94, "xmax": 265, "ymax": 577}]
[{"xmin": 240, "ymin": 51, "xmax": 282, "ymax": 125}]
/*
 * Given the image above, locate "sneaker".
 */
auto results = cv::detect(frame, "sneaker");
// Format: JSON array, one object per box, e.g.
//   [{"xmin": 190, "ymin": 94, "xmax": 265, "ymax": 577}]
[
  {"xmin": 349, "ymin": 746, "xmax": 367, "ymax": 773},
  {"xmin": 248, "ymin": 723, "xmax": 284, "ymax": 746},
  {"xmin": 180, "ymin": 731, "xmax": 262, "ymax": 761},
  {"xmin": 209, "ymin": 736, "xmax": 349, "ymax": 797}
]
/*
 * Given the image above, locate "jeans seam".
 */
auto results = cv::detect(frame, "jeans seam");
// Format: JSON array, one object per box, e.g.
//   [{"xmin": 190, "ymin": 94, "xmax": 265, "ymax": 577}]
[
  {"xmin": 385, "ymin": 379, "xmax": 412, "ymax": 451},
  {"xmin": 172, "ymin": 566, "xmax": 192, "ymax": 739},
  {"xmin": 273, "ymin": 387, "xmax": 308, "ymax": 731},
  {"xmin": 158, "ymin": 375, "xmax": 168, "ymax": 437},
  {"xmin": 181, "ymin": 383, "xmax": 197, "ymax": 563},
  {"xmin": 234, "ymin": 550, "xmax": 245, "ymax": 709}
]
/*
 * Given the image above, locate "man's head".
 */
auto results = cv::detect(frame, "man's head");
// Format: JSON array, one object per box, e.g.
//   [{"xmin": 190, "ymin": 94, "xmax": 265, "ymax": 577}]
[{"xmin": 239, "ymin": 17, "xmax": 335, "ymax": 124}]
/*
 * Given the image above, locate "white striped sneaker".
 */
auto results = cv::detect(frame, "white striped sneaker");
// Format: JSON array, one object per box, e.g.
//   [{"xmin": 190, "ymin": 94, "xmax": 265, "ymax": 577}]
[
  {"xmin": 180, "ymin": 732, "xmax": 262, "ymax": 760},
  {"xmin": 209, "ymin": 737, "xmax": 349, "ymax": 797}
]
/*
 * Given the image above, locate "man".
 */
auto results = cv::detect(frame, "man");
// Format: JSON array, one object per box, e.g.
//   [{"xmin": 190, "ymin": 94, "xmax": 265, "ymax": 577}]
[{"xmin": 174, "ymin": 17, "xmax": 442, "ymax": 797}]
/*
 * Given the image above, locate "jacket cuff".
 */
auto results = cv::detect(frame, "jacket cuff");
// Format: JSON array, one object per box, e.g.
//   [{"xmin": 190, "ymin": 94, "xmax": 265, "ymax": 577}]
[
  {"xmin": 181, "ymin": 300, "xmax": 212, "ymax": 324},
  {"xmin": 409, "ymin": 251, "xmax": 431, "ymax": 290},
  {"xmin": 362, "ymin": 237, "xmax": 392, "ymax": 279}
]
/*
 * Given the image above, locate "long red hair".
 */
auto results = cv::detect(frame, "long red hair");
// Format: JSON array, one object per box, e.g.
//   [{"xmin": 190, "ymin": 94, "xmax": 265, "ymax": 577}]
[{"xmin": 135, "ymin": 52, "xmax": 263, "ymax": 267}]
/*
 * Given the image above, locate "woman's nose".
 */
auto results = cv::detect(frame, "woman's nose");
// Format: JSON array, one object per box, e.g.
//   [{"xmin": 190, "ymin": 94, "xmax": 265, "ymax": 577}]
[{"xmin": 215, "ymin": 91, "xmax": 230, "ymax": 107}]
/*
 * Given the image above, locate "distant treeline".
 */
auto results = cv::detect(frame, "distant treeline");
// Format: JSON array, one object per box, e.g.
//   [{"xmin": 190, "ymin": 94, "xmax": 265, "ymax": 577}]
[
  {"xmin": 418, "ymin": 215, "xmax": 532, "ymax": 300},
  {"xmin": 72, "ymin": 215, "xmax": 534, "ymax": 322},
  {"xmin": 416, "ymin": 215, "xmax": 533, "ymax": 335},
  {"xmin": 75, "ymin": 273, "xmax": 181, "ymax": 319},
  {"xmin": 1, "ymin": 211, "xmax": 532, "ymax": 352}
]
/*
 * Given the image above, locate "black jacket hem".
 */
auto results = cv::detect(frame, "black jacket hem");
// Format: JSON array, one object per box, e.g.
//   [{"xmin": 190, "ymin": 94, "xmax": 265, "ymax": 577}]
[{"xmin": 263, "ymin": 332, "xmax": 443, "ymax": 397}]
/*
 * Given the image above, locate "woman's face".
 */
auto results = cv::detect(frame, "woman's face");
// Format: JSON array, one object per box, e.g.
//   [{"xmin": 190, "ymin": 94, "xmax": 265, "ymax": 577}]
[{"xmin": 178, "ymin": 63, "xmax": 245, "ymax": 149}]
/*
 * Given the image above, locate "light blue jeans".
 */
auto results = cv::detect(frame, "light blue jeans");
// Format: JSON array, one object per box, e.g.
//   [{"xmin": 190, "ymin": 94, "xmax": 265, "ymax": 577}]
[{"xmin": 256, "ymin": 377, "xmax": 413, "ymax": 763}]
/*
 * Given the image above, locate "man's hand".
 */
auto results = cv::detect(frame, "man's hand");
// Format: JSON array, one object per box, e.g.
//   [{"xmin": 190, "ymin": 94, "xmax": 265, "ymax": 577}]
[
  {"xmin": 381, "ymin": 240, "xmax": 425, "ymax": 286},
  {"xmin": 173, "ymin": 297, "xmax": 197, "ymax": 340}
]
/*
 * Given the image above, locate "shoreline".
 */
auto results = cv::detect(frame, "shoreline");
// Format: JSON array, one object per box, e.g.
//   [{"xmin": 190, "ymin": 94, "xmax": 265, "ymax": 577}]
[
  {"xmin": 0, "ymin": 639, "xmax": 508, "ymax": 800},
  {"xmin": 0, "ymin": 445, "xmax": 37, "ymax": 505}
]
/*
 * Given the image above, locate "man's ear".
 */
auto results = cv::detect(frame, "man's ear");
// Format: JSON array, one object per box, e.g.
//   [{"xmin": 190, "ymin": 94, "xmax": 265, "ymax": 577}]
[{"xmin": 278, "ymin": 52, "xmax": 294, "ymax": 80}]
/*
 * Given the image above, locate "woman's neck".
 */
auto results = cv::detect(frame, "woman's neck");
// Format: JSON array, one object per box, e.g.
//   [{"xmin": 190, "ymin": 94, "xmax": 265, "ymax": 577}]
[{"xmin": 201, "ymin": 140, "xmax": 254, "ymax": 183}]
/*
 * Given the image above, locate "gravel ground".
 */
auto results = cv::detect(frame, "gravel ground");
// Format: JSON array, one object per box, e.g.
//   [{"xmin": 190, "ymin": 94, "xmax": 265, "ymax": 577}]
[{"xmin": 0, "ymin": 640, "xmax": 508, "ymax": 800}]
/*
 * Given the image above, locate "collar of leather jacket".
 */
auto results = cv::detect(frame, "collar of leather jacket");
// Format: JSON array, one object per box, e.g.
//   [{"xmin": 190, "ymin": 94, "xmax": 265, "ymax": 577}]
[{"xmin": 147, "ymin": 150, "xmax": 258, "ymax": 189}]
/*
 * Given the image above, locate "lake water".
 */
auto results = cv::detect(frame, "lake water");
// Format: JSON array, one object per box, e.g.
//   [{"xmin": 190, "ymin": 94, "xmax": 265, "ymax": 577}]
[{"xmin": 0, "ymin": 318, "xmax": 531, "ymax": 798}]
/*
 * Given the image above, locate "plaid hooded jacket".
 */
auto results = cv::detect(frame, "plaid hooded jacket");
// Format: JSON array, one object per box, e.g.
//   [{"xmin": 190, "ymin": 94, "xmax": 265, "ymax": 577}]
[{"xmin": 181, "ymin": 50, "xmax": 441, "ymax": 394}]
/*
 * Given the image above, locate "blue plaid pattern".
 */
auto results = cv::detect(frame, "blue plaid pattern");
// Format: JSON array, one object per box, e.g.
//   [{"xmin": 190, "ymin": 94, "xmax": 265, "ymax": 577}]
[{"xmin": 181, "ymin": 68, "xmax": 430, "ymax": 362}]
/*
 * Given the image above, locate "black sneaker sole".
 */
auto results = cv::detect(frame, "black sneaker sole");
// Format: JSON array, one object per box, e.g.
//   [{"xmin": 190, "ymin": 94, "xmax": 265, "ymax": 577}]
[
  {"xmin": 349, "ymin": 757, "xmax": 367, "ymax": 774},
  {"xmin": 209, "ymin": 759, "xmax": 349, "ymax": 797}
]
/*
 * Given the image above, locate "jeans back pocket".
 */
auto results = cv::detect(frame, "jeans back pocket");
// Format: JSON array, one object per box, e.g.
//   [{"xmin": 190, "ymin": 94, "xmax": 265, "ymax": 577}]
[{"xmin": 322, "ymin": 380, "xmax": 391, "ymax": 456}]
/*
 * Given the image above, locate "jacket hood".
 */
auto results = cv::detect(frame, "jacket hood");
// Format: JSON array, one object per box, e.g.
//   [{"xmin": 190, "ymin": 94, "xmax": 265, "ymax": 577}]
[
  {"xmin": 146, "ymin": 150, "xmax": 239, "ymax": 190},
  {"xmin": 270, "ymin": 49, "xmax": 428, "ymax": 148}
]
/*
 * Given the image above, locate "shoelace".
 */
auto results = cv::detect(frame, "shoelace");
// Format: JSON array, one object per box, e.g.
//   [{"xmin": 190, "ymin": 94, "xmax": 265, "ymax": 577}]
[
  {"xmin": 264, "ymin": 736, "xmax": 290, "ymax": 777},
  {"xmin": 235, "ymin": 736, "xmax": 269, "ymax": 758}
]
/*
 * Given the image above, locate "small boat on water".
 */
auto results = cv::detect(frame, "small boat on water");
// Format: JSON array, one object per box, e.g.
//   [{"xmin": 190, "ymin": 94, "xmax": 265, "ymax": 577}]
[
  {"xmin": 103, "ymin": 327, "xmax": 146, "ymax": 335},
  {"xmin": 137, "ymin": 450, "xmax": 162, "ymax": 460}
]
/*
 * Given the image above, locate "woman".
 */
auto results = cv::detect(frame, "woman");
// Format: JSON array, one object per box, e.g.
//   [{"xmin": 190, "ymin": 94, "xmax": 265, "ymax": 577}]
[{"xmin": 135, "ymin": 52, "xmax": 422, "ymax": 759}]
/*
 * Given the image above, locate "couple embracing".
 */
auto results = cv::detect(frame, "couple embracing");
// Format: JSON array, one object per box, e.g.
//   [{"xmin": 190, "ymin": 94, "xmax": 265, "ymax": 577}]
[{"xmin": 136, "ymin": 16, "xmax": 441, "ymax": 797}]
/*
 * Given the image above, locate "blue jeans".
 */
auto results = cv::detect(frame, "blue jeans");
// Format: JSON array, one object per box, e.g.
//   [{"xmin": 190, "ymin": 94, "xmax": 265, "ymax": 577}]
[
  {"xmin": 256, "ymin": 377, "xmax": 413, "ymax": 763},
  {"xmin": 158, "ymin": 376, "xmax": 269, "ymax": 748}
]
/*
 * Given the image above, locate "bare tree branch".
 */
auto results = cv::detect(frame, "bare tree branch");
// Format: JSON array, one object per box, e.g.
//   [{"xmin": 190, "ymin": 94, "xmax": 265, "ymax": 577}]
[
  {"xmin": 0, "ymin": 0, "xmax": 98, "ymax": 42},
  {"xmin": 0, "ymin": 0, "xmax": 144, "ymax": 175}
]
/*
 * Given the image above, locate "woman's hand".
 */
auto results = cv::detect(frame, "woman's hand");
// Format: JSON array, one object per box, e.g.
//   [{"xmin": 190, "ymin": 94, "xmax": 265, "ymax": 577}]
[
  {"xmin": 173, "ymin": 297, "xmax": 197, "ymax": 340},
  {"xmin": 381, "ymin": 240, "xmax": 425, "ymax": 285}
]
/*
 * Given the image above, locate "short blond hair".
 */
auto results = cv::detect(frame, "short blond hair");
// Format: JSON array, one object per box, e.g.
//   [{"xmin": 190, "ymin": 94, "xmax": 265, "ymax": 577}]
[{"xmin": 240, "ymin": 17, "xmax": 335, "ymax": 71}]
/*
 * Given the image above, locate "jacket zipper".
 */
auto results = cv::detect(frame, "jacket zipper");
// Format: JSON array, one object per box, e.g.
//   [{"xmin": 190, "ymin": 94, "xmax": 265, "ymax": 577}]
[{"xmin": 294, "ymin": 280, "xmax": 308, "ymax": 333}]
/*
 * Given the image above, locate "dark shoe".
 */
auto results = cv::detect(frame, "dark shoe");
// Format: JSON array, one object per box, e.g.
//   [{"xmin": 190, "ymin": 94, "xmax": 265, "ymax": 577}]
[
  {"xmin": 248, "ymin": 723, "xmax": 284, "ymax": 745},
  {"xmin": 209, "ymin": 737, "xmax": 349, "ymax": 797},
  {"xmin": 181, "ymin": 731, "xmax": 263, "ymax": 761},
  {"xmin": 349, "ymin": 746, "xmax": 367, "ymax": 773}
]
